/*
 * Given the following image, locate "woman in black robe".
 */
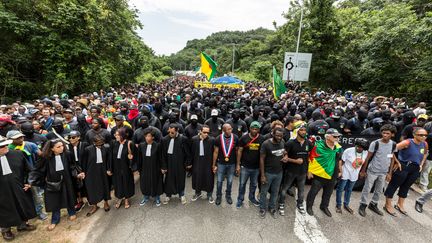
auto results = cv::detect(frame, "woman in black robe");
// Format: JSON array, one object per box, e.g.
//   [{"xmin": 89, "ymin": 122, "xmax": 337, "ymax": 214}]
[
  {"xmin": 112, "ymin": 127, "xmax": 135, "ymax": 209},
  {"xmin": 36, "ymin": 139, "xmax": 77, "ymax": 231},
  {"xmin": 0, "ymin": 136, "xmax": 36, "ymax": 241},
  {"xmin": 82, "ymin": 134, "xmax": 112, "ymax": 216},
  {"xmin": 136, "ymin": 129, "xmax": 163, "ymax": 206}
]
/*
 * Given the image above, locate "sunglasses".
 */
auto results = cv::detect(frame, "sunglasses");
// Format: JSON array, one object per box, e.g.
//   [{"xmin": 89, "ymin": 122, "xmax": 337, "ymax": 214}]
[
  {"xmin": 0, "ymin": 145, "xmax": 8, "ymax": 148},
  {"xmin": 332, "ymin": 135, "xmax": 341, "ymax": 138},
  {"xmin": 202, "ymin": 131, "xmax": 209, "ymax": 134},
  {"xmin": 70, "ymin": 136, "xmax": 78, "ymax": 139}
]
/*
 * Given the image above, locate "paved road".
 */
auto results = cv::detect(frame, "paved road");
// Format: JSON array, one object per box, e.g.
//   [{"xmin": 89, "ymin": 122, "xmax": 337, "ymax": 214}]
[{"xmin": 83, "ymin": 176, "xmax": 432, "ymax": 243}]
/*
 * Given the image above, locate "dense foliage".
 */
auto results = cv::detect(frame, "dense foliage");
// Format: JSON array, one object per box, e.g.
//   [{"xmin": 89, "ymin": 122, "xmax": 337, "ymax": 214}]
[
  {"xmin": 168, "ymin": 0, "xmax": 432, "ymax": 103},
  {"xmin": 0, "ymin": 0, "xmax": 168, "ymax": 102},
  {"xmin": 1, "ymin": 0, "xmax": 430, "ymax": 104}
]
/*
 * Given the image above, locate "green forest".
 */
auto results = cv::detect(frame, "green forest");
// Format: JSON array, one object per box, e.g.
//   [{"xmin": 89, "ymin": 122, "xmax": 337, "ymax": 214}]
[
  {"xmin": 1, "ymin": 0, "xmax": 431, "ymax": 103},
  {"xmin": 0, "ymin": 0, "xmax": 171, "ymax": 102},
  {"xmin": 168, "ymin": 0, "xmax": 432, "ymax": 102}
]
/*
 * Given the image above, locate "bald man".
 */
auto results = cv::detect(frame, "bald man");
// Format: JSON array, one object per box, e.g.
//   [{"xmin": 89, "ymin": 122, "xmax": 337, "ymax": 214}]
[{"xmin": 212, "ymin": 124, "xmax": 239, "ymax": 205}]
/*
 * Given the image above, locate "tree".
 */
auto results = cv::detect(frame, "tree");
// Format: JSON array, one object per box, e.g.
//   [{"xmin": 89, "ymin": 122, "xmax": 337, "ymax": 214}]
[{"xmin": 0, "ymin": 0, "xmax": 163, "ymax": 101}]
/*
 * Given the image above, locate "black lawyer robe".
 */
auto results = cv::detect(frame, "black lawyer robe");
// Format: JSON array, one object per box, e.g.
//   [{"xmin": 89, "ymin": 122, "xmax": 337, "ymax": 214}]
[
  {"xmin": 112, "ymin": 141, "xmax": 135, "ymax": 199},
  {"xmin": 136, "ymin": 142, "xmax": 163, "ymax": 197},
  {"xmin": 67, "ymin": 141, "xmax": 89, "ymax": 196},
  {"xmin": 161, "ymin": 135, "xmax": 191, "ymax": 196},
  {"xmin": 82, "ymin": 145, "xmax": 112, "ymax": 205},
  {"xmin": 35, "ymin": 152, "xmax": 76, "ymax": 212},
  {"xmin": 190, "ymin": 135, "xmax": 215, "ymax": 193},
  {"xmin": 0, "ymin": 150, "xmax": 36, "ymax": 228}
]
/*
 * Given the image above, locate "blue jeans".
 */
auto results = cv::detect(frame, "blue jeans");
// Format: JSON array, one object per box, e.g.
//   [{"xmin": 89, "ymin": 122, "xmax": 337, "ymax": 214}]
[
  {"xmin": 31, "ymin": 186, "xmax": 45, "ymax": 216},
  {"xmin": 237, "ymin": 167, "xmax": 259, "ymax": 202},
  {"xmin": 260, "ymin": 172, "xmax": 283, "ymax": 210},
  {"xmin": 336, "ymin": 179, "xmax": 356, "ymax": 207},
  {"xmin": 51, "ymin": 207, "xmax": 76, "ymax": 224},
  {"xmin": 216, "ymin": 163, "xmax": 235, "ymax": 198}
]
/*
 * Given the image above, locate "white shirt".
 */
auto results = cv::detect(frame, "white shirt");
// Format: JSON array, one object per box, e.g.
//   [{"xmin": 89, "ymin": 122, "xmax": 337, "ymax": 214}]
[{"xmin": 341, "ymin": 147, "xmax": 368, "ymax": 181}]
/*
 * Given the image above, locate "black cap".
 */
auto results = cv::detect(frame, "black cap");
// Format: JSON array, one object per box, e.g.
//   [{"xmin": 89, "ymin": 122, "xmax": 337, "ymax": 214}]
[
  {"xmin": 68, "ymin": 130, "xmax": 81, "ymax": 137},
  {"xmin": 326, "ymin": 128, "xmax": 341, "ymax": 136},
  {"xmin": 114, "ymin": 115, "xmax": 124, "ymax": 121}
]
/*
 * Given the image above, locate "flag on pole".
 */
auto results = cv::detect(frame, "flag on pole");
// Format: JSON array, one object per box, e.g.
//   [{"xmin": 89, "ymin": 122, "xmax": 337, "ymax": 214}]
[
  {"xmin": 199, "ymin": 52, "xmax": 218, "ymax": 80},
  {"xmin": 272, "ymin": 66, "xmax": 286, "ymax": 99}
]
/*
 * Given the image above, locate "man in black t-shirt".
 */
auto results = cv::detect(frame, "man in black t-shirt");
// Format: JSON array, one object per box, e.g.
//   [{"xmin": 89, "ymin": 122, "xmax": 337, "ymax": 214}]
[
  {"xmin": 259, "ymin": 127, "xmax": 286, "ymax": 219},
  {"xmin": 278, "ymin": 125, "xmax": 312, "ymax": 215},
  {"xmin": 235, "ymin": 121, "xmax": 266, "ymax": 208}
]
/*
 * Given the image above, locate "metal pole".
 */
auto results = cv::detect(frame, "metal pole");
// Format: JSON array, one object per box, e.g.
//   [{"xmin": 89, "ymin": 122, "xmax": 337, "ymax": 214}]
[
  {"xmin": 232, "ymin": 43, "xmax": 235, "ymax": 74},
  {"xmin": 293, "ymin": 4, "xmax": 303, "ymax": 82}
]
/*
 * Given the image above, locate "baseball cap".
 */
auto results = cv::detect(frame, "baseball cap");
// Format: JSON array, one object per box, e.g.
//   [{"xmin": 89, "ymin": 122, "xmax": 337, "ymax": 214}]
[
  {"xmin": 68, "ymin": 131, "xmax": 81, "ymax": 137},
  {"xmin": 372, "ymin": 117, "xmax": 384, "ymax": 125},
  {"xmin": 0, "ymin": 136, "xmax": 12, "ymax": 147},
  {"xmin": 250, "ymin": 121, "xmax": 262, "ymax": 129},
  {"xmin": 326, "ymin": 128, "xmax": 341, "ymax": 137},
  {"xmin": 6, "ymin": 130, "xmax": 25, "ymax": 140},
  {"xmin": 418, "ymin": 114, "xmax": 428, "ymax": 120},
  {"xmin": 190, "ymin": 114, "xmax": 198, "ymax": 120},
  {"xmin": 114, "ymin": 115, "xmax": 124, "ymax": 121},
  {"xmin": 211, "ymin": 109, "xmax": 219, "ymax": 116}
]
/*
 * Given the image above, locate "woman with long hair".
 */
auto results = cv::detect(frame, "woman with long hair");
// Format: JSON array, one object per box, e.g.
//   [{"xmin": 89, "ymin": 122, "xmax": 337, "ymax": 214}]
[
  {"xmin": 37, "ymin": 139, "xmax": 78, "ymax": 231},
  {"xmin": 112, "ymin": 127, "xmax": 135, "ymax": 209}
]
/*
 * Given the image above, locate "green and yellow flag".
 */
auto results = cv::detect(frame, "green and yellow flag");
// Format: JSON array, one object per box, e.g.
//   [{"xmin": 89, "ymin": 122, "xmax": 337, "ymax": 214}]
[
  {"xmin": 308, "ymin": 140, "xmax": 342, "ymax": 179},
  {"xmin": 272, "ymin": 66, "xmax": 286, "ymax": 100},
  {"xmin": 199, "ymin": 52, "xmax": 218, "ymax": 80}
]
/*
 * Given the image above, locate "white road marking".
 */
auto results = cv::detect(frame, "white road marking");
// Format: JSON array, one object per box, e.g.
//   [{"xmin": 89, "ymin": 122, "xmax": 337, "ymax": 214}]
[{"xmin": 294, "ymin": 209, "xmax": 328, "ymax": 243}]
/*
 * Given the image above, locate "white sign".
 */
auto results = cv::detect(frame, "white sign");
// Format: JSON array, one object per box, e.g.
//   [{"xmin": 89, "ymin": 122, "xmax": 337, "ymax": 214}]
[{"xmin": 282, "ymin": 52, "xmax": 312, "ymax": 82}]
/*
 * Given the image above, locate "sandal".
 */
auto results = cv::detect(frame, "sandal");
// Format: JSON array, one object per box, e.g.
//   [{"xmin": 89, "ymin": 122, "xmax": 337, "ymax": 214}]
[
  {"xmin": 115, "ymin": 199, "xmax": 124, "ymax": 209},
  {"xmin": 394, "ymin": 204, "xmax": 408, "ymax": 215},
  {"xmin": 383, "ymin": 206, "xmax": 397, "ymax": 217},
  {"xmin": 86, "ymin": 206, "xmax": 99, "ymax": 217},
  {"xmin": 104, "ymin": 206, "xmax": 110, "ymax": 212},
  {"xmin": 124, "ymin": 200, "xmax": 130, "ymax": 209}
]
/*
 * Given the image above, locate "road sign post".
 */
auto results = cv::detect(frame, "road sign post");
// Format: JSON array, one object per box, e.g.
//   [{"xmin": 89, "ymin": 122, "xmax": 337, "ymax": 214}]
[{"xmin": 282, "ymin": 52, "xmax": 312, "ymax": 82}]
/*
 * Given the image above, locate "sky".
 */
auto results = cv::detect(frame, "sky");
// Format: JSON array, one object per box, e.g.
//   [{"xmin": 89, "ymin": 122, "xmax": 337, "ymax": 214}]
[{"xmin": 129, "ymin": 0, "xmax": 289, "ymax": 56}]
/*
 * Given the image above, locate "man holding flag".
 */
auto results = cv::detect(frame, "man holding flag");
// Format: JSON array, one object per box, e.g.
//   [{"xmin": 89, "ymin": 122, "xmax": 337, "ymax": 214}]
[{"xmin": 306, "ymin": 128, "xmax": 343, "ymax": 217}]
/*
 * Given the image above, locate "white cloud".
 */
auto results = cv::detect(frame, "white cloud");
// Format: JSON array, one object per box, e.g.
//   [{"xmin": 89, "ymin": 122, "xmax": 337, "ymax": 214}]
[
  {"xmin": 130, "ymin": 0, "xmax": 287, "ymax": 30},
  {"xmin": 129, "ymin": 0, "xmax": 289, "ymax": 54}
]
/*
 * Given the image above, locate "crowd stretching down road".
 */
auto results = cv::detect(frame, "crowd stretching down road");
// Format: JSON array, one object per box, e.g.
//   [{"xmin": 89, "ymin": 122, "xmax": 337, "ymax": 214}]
[{"xmin": 1, "ymin": 76, "xmax": 431, "ymax": 241}]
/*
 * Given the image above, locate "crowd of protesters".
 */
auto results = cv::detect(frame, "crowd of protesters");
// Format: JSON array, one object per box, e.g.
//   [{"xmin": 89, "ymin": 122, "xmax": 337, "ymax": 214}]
[{"xmin": 0, "ymin": 75, "xmax": 431, "ymax": 241}]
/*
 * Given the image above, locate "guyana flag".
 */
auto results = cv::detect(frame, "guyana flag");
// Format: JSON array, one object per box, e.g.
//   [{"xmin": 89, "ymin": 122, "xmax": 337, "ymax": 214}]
[
  {"xmin": 272, "ymin": 66, "xmax": 286, "ymax": 100},
  {"xmin": 308, "ymin": 140, "xmax": 342, "ymax": 179},
  {"xmin": 199, "ymin": 52, "xmax": 218, "ymax": 80}
]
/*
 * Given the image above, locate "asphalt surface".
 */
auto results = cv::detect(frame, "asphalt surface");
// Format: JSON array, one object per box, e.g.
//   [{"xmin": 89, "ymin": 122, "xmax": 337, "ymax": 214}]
[{"xmin": 82, "ymin": 176, "xmax": 432, "ymax": 243}]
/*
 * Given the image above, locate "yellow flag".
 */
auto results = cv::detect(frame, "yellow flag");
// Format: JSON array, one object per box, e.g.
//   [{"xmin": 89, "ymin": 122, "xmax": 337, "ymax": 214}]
[{"xmin": 199, "ymin": 52, "xmax": 217, "ymax": 80}]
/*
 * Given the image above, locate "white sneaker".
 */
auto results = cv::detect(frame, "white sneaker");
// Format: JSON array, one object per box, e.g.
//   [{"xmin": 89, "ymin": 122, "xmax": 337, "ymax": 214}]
[
  {"xmin": 163, "ymin": 197, "xmax": 170, "ymax": 205},
  {"xmin": 181, "ymin": 196, "xmax": 187, "ymax": 205}
]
